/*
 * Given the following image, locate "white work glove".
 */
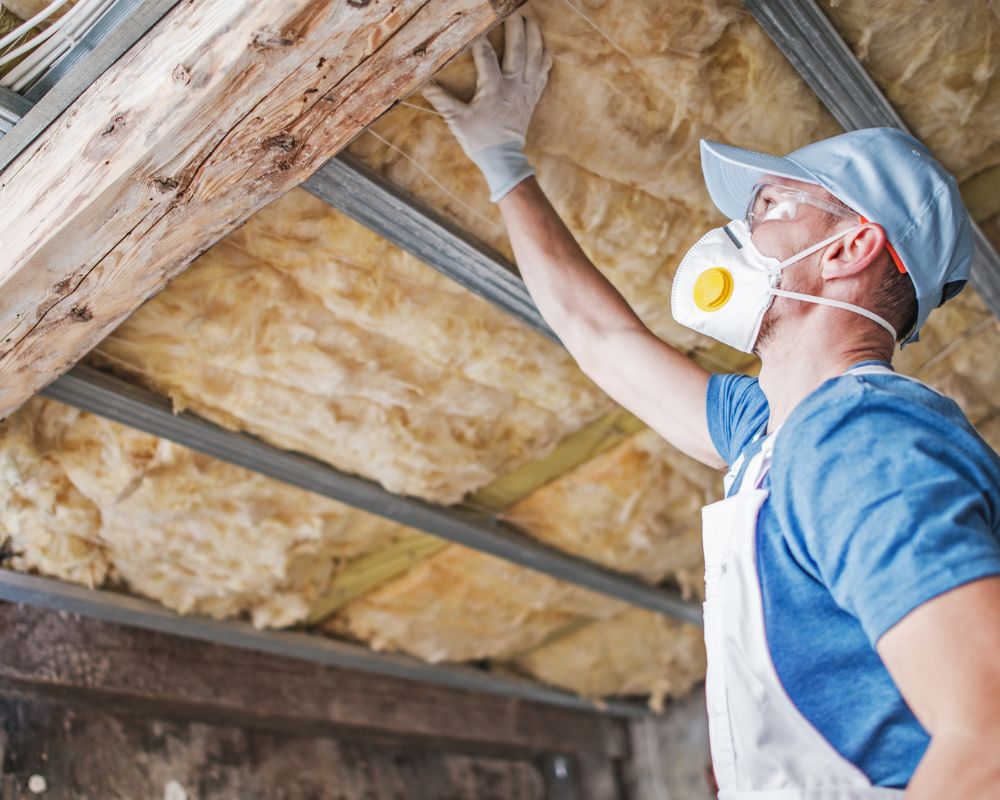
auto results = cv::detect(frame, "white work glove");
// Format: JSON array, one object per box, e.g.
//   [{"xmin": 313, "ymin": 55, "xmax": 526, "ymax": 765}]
[{"xmin": 422, "ymin": 13, "xmax": 553, "ymax": 202}]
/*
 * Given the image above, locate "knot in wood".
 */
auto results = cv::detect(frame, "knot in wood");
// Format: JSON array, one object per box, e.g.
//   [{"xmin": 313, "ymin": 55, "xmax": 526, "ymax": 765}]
[
  {"xmin": 251, "ymin": 32, "xmax": 296, "ymax": 50},
  {"xmin": 264, "ymin": 133, "xmax": 296, "ymax": 152},
  {"xmin": 70, "ymin": 306, "xmax": 93, "ymax": 322},
  {"xmin": 101, "ymin": 114, "xmax": 126, "ymax": 136},
  {"xmin": 153, "ymin": 176, "xmax": 179, "ymax": 192}
]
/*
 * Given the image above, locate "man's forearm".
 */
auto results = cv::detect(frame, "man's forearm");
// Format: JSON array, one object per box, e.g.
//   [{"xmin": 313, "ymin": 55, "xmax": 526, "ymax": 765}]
[{"xmin": 497, "ymin": 177, "xmax": 642, "ymax": 350}]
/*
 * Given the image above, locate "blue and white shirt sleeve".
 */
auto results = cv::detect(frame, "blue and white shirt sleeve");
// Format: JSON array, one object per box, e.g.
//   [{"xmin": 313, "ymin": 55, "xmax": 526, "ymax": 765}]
[{"xmin": 769, "ymin": 383, "xmax": 1000, "ymax": 646}]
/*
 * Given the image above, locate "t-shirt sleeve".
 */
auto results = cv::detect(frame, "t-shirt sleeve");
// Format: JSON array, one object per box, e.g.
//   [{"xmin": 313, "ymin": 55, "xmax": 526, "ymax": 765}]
[
  {"xmin": 705, "ymin": 372, "xmax": 770, "ymax": 466},
  {"xmin": 770, "ymin": 384, "xmax": 1000, "ymax": 647}
]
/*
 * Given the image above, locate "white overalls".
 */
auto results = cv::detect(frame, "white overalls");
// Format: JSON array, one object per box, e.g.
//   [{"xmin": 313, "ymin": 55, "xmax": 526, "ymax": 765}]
[{"xmin": 702, "ymin": 365, "xmax": 909, "ymax": 798}]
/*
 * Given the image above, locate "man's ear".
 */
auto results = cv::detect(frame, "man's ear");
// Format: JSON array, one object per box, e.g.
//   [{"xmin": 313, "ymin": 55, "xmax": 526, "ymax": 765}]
[{"xmin": 820, "ymin": 222, "xmax": 887, "ymax": 279}]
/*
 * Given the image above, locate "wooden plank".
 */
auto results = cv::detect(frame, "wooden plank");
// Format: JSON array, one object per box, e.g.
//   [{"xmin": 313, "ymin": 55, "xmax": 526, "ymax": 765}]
[
  {"xmin": 0, "ymin": 601, "xmax": 630, "ymax": 759},
  {"xmin": 0, "ymin": 0, "xmax": 524, "ymax": 420},
  {"xmin": 465, "ymin": 408, "xmax": 645, "ymax": 512},
  {"xmin": 0, "ymin": 697, "xmax": 552, "ymax": 800},
  {"xmin": 306, "ymin": 530, "xmax": 449, "ymax": 623}
]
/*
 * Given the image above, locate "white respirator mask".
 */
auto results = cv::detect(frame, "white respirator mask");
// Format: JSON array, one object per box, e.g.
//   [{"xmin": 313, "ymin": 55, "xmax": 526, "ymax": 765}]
[{"xmin": 670, "ymin": 219, "xmax": 897, "ymax": 353}]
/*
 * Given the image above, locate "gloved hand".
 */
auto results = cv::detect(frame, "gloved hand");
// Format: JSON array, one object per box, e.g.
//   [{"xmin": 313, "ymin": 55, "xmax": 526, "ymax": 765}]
[{"xmin": 422, "ymin": 13, "xmax": 553, "ymax": 202}]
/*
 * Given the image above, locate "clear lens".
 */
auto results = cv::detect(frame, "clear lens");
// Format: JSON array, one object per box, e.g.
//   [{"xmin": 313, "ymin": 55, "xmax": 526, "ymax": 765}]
[{"xmin": 744, "ymin": 183, "xmax": 858, "ymax": 233}]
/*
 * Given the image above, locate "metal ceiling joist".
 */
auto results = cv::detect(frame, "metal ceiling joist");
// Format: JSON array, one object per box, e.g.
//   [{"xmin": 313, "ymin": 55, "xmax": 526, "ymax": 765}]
[
  {"xmin": 743, "ymin": 0, "xmax": 1000, "ymax": 320},
  {"xmin": 42, "ymin": 365, "xmax": 703, "ymax": 625},
  {"xmin": 303, "ymin": 152, "xmax": 557, "ymax": 341},
  {"xmin": 0, "ymin": 568, "xmax": 649, "ymax": 718},
  {"xmin": 0, "ymin": 87, "xmax": 31, "ymax": 135}
]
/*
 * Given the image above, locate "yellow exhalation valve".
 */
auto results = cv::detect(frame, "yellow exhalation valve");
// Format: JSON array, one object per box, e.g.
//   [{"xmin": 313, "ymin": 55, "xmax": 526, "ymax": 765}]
[{"xmin": 693, "ymin": 267, "xmax": 734, "ymax": 312}]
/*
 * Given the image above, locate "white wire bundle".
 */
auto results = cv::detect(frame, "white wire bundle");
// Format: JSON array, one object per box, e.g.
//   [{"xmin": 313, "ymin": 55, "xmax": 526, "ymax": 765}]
[{"xmin": 0, "ymin": 0, "xmax": 117, "ymax": 93}]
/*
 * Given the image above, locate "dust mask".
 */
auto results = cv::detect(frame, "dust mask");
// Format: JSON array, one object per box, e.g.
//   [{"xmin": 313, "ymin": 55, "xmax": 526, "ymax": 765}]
[{"xmin": 670, "ymin": 220, "xmax": 897, "ymax": 352}]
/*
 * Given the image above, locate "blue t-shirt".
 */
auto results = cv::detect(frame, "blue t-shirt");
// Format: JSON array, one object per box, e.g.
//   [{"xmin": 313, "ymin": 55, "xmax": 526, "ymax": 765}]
[{"xmin": 706, "ymin": 360, "xmax": 1000, "ymax": 787}]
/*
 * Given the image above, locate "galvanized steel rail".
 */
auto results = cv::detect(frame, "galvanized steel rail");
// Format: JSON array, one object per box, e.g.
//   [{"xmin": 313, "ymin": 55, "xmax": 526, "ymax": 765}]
[
  {"xmin": 743, "ymin": 0, "xmax": 1000, "ymax": 320},
  {"xmin": 304, "ymin": 153, "xmax": 557, "ymax": 341},
  {"xmin": 42, "ymin": 365, "xmax": 703, "ymax": 625}
]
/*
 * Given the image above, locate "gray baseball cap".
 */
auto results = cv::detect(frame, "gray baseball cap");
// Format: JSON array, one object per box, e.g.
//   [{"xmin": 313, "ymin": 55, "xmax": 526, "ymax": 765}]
[{"xmin": 699, "ymin": 127, "xmax": 974, "ymax": 344}]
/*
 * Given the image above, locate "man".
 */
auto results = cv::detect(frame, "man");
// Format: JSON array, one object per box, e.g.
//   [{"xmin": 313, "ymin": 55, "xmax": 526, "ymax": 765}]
[{"xmin": 423, "ymin": 13, "xmax": 1000, "ymax": 798}]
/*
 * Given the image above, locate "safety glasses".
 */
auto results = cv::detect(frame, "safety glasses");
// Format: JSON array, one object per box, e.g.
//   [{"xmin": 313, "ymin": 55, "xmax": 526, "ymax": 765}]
[{"xmin": 744, "ymin": 182, "xmax": 859, "ymax": 233}]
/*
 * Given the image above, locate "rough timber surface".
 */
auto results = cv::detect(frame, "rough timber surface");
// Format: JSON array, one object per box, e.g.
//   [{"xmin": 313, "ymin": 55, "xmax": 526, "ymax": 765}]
[
  {"xmin": 0, "ymin": 0, "xmax": 523, "ymax": 420},
  {"xmin": 0, "ymin": 604, "xmax": 628, "ymax": 800}
]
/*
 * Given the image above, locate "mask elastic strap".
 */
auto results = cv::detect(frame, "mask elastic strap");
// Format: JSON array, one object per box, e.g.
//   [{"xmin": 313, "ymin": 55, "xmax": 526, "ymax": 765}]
[
  {"xmin": 769, "ymin": 288, "xmax": 897, "ymax": 341},
  {"xmin": 775, "ymin": 225, "xmax": 863, "ymax": 271}
]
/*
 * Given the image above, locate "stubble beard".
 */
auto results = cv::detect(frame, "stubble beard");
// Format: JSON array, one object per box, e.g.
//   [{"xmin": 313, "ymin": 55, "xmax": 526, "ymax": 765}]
[{"xmin": 752, "ymin": 301, "xmax": 780, "ymax": 356}]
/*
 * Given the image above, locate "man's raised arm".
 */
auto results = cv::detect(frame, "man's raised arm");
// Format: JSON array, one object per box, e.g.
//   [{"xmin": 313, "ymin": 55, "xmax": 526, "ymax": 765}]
[{"xmin": 423, "ymin": 14, "xmax": 722, "ymax": 468}]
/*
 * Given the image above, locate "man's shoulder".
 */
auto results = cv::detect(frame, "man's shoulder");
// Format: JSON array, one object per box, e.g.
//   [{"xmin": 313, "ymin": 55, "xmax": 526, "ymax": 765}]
[{"xmin": 777, "ymin": 369, "xmax": 997, "ymax": 474}]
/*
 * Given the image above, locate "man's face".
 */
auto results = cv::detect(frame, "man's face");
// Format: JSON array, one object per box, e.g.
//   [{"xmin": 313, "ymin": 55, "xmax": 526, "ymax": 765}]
[{"xmin": 750, "ymin": 176, "xmax": 854, "ymax": 353}]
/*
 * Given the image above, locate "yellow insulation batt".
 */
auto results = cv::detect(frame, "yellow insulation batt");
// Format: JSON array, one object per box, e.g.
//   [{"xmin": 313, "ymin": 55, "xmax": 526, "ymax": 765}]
[
  {"xmin": 819, "ymin": 0, "xmax": 1000, "ymax": 183},
  {"xmin": 324, "ymin": 544, "xmax": 629, "ymax": 662},
  {"xmin": 86, "ymin": 190, "xmax": 612, "ymax": 506},
  {"xmin": 348, "ymin": 0, "xmax": 838, "ymax": 367},
  {"xmin": 0, "ymin": 397, "xmax": 409, "ymax": 628},
  {"xmin": 4, "ymin": 0, "xmax": 998, "ymax": 707},
  {"xmin": 502, "ymin": 428, "xmax": 719, "ymax": 597},
  {"xmin": 510, "ymin": 609, "xmax": 707, "ymax": 713}
]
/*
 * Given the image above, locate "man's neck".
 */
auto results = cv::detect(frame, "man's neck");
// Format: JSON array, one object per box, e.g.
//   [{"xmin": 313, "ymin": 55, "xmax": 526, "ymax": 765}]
[{"xmin": 757, "ymin": 325, "xmax": 893, "ymax": 433}]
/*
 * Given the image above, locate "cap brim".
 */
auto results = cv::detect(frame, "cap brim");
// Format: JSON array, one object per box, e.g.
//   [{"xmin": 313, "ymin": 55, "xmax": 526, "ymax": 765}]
[{"xmin": 700, "ymin": 140, "xmax": 819, "ymax": 220}]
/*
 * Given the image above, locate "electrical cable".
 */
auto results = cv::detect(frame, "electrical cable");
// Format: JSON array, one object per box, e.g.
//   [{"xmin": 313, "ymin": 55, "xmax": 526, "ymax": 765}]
[
  {"xmin": 0, "ymin": 0, "xmax": 71, "ymax": 52},
  {"xmin": 363, "ymin": 127, "xmax": 508, "ymax": 238},
  {"xmin": 1, "ymin": 0, "xmax": 116, "ymax": 93}
]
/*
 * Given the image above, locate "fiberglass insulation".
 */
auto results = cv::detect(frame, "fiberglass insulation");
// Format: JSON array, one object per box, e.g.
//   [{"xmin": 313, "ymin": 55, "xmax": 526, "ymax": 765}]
[
  {"xmin": 0, "ymin": 397, "xmax": 409, "ymax": 628},
  {"xmin": 324, "ymin": 544, "xmax": 629, "ymax": 663},
  {"xmin": 511, "ymin": 609, "xmax": 707, "ymax": 713},
  {"xmin": 325, "ymin": 0, "xmax": 1000, "ymax": 696},
  {"xmin": 85, "ymin": 189, "xmax": 612, "ymax": 506},
  {"xmin": 501, "ymin": 427, "xmax": 718, "ymax": 597},
  {"xmin": 5, "ymin": 0, "xmax": 1000, "ymax": 705}
]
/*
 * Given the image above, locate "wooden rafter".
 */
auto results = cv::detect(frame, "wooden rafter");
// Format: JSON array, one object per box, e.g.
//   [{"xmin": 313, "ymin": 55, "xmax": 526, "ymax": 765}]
[
  {"xmin": 0, "ymin": 0, "xmax": 524, "ymax": 420},
  {"xmin": 0, "ymin": 569, "xmax": 649, "ymax": 718}
]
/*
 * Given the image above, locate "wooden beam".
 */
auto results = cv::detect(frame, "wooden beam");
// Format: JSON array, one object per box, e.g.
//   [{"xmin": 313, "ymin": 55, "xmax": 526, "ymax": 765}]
[
  {"xmin": 0, "ymin": 569, "xmax": 649, "ymax": 721},
  {"xmin": 0, "ymin": 0, "xmax": 524, "ymax": 420},
  {"xmin": 0, "ymin": 601, "xmax": 628, "ymax": 798}
]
